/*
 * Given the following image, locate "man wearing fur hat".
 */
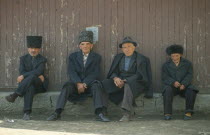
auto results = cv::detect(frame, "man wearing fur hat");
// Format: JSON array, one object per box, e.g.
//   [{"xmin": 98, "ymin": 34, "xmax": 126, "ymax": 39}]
[
  {"xmin": 162, "ymin": 44, "xmax": 198, "ymax": 120},
  {"xmin": 5, "ymin": 36, "xmax": 48, "ymax": 120},
  {"xmin": 101, "ymin": 37, "xmax": 153, "ymax": 122},
  {"xmin": 47, "ymin": 30, "xmax": 110, "ymax": 122}
]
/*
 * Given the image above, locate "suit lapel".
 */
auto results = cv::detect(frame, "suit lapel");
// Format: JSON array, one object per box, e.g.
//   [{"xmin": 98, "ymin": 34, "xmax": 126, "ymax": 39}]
[
  {"xmin": 128, "ymin": 53, "xmax": 136, "ymax": 70},
  {"xmin": 76, "ymin": 51, "xmax": 84, "ymax": 68},
  {"xmin": 85, "ymin": 52, "xmax": 94, "ymax": 69}
]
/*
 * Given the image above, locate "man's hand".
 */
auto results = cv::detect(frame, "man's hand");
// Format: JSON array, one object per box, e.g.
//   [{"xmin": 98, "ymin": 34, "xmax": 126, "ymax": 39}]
[
  {"xmin": 113, "ymin": 77, "xmax": 124, "ymax": 88},
  {"xmin": 180, "ymin": 85, "xmax": 185, "ymax": 91},
  {"xmin": 174, "ymin": 81, "xmax": 181, "ymax": 88},
  {"xmin": 77, "ymin": 83, "xmax": 86, "ymax": 94},
  {"xmin": 17, "ymin": 75, "xmax": 24, "ymax": 83},
  {"xmin": 39, "ymin": 75, "xmax": 45, "ymax": 82}
]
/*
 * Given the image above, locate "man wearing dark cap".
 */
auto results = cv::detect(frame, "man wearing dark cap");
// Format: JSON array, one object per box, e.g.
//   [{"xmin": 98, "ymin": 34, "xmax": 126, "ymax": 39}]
[
  {"xmin": 5, "ymin": 36, "xmax": 48, "ymax": 120},
  {"xmin": 162, "ymin": 44, "xmax": 198, "ymax": 120},
  {"xmin": 47, "ymin": 30, "xmax": 110, "ymax": 122},
  {"xmin": 100, "ymin": 37, "xmax": 153, "ymax": 122}
]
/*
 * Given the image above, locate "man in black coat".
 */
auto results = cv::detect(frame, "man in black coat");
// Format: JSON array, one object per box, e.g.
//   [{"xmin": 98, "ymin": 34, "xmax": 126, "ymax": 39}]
[
  {"xmin": 5, "ymin": 36, "xmax": 48, "ymax": 120},
  {"xmin": 162, "ymin": 44, "xmax": 198, "ymax": 120},
  {"xmin": 47, "ymin": 30, "xmax": 110, "ymax": 122},
  {"xmin": 101, "ymin": 37, "xmax": 153, "ymax": 122}
]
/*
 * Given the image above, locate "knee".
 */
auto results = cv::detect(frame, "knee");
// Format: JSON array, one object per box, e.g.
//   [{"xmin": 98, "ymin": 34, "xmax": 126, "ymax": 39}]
[
  {"xmin": 91, "ymin": 83, "xmax": 103, "ymax": 93},
  {"xmin": 185, "ymin": 89, "xmax": 197, "ymax": 96},
  {"xmin": 163, "ymin": 86, "xmax": 173, "ymax": 96}
]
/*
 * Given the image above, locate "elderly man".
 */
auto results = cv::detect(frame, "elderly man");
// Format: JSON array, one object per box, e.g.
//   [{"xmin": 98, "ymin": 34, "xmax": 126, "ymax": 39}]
[
  {"xmin": 47, "ymin": 30, "xmax": 110, "ymax": 122},
  {"xmin": 162, "ymin": 44, "xmax": 198, "ymax": 120},
  {"xmin": 101, "ymin": 37, "xmax": 153, "ymax": 122},
  {"xmin": 5, "ymin": 36, "xmax": 48, "ymax": 120}
]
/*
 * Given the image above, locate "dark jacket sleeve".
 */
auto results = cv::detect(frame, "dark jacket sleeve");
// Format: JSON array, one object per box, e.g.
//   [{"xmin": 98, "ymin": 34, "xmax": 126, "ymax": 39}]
[
  {"xmin": 68, "ymin": 55, "xmax": 82, "ymax": 84},
  {"xmin": 126, "ymin": 60, "xmax": 148, "ymax": 83},
  {"xmin": 162, "ymin": 63, "xmax": 176, "ymax": 86},
  {"xmin": 181, "ymin": 62, "xmax": 193, "ymax": 87},
  {"xmin": 19, "ymin": 57, "xmax": 46, "ymax": 78},
  {"xmin": 83, "ymin": 55, "xmax": 101, "ymax": 86}
]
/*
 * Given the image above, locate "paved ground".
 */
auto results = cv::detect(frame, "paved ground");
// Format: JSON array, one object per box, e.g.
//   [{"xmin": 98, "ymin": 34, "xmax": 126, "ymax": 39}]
[{"xmin": 0, "ymin": 110, "xmax": 210, "ymax": 135}]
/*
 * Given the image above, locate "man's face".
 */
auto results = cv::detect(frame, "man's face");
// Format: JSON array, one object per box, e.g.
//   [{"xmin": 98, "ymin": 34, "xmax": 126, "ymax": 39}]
[
  {"xmin": 171, "ymin": 53, "xmax": 182, "ymax": 63},
  {"xmin": 79, "ymin": 42, "xmax": 93, "ymax": 54},
  {"xmin": 28, "ymin": 48, "xmax": 41, "ymax": 56},
  {"xmin": 121, "ymin": 43, "xmax": 136, "ymax": 56}
]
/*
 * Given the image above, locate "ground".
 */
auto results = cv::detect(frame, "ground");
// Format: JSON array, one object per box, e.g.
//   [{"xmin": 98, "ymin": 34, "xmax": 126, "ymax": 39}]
[{"xmin": 0, "ymin": 110, "xmax": 210, "ymax": 135}]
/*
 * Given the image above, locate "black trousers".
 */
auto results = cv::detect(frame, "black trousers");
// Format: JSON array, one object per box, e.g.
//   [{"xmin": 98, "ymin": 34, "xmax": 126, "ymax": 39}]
[
  {"xmin": 15, "ymin": 75, "xmax": 44, "ymax": 114},
  {"xmin": 55, "ymin": 82, "xmax": 108, "ymax": 114},
  {"xmin": 163, "ymin": 86, "xmax": 197, "ymax": 115}
]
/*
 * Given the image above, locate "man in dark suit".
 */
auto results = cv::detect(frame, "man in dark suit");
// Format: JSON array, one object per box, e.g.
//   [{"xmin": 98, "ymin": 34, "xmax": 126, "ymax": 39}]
[
  {"xmin": 5, "ymin": 36, "xmax": 48, "ymax": 120},
  {"xmin": 47, "ymin": 30, "xmax": 110, "ymax": 122},
  {"xmin": 101, "ymin": 37, "xmax": 153, "ymax": 122},
  {"xmin": 162, "ymin": 44, "xmax": 198, "ymax": 120}
]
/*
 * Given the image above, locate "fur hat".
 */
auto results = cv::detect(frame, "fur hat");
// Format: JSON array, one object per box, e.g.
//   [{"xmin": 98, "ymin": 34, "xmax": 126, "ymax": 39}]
[
  {"xmin": 119, "ymin": 37, "xmax": 137, "ymax": 48},
  {"xmin": 166, "ymin": 44, "xmax": 184, "ymax": 55},
  {"xmin": 27, "ymin": 36, "xmax": 42, "ymax": 48},
  {"xmin": 78, "ymin": 30, "xmax": 93, "ymax": 44}
]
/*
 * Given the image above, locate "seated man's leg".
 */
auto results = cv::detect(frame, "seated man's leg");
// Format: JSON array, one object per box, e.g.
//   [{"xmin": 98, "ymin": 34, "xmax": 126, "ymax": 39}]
[
  {"xmin": 163, "ymin": 86, "xmax": 175, "ymax": 120},
  {"xmin": 23, "ymin": 76, "xmax": 43, "ymax": 120},
  {"xmin": 91, "ymin": 82, "xmax": 110, "ymax": 122},
  {"xmin": 183, "ymin": 88, "xmax": 197, "ymax": 120},
  {"xmin": 6, "ymin": 75, "xmax": 39, "ymax": 103},
  {"xmin": 47, "ymin": 82, "xmax": 76, "ymax": 121},
  {"xmin": 23, "ymin": 85, "xmax": 36, "ymax": 120},
  {"xmin": 119, "ymin": 83, "xmax": 134, "ymax": 122}
]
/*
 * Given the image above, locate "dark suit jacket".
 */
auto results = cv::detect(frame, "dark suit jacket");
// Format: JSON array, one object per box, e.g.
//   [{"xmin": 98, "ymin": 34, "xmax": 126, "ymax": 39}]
[
  {"xmin": 19, "ymin": 54, "xmax": 48, "ymax": 91},
  {"xmin": 66, "ymin": 50, "xmax": 101, "ymax": 87},
  {"xmin": 102, "ymin": 51, "xmax": 153, "ymax": 104},
  {"xmin": 162, "ymin": 57, "xmax": 198, "ymax": 92}
]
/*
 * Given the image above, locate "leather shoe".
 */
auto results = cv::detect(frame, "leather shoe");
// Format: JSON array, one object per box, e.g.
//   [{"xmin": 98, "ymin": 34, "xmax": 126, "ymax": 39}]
[
  {"xmin": 47, "ymin": 112, "xmax": 61, "ymax": 121},
  {"xmin": 184, "ymin": 115, "xmax": 192, "ymax": 120},
  {"xmin": 96, "ymin": 113, "xmax": 110, "ymax": 122},
  {"xmin": 119, "ymin": 113, "xmax": 131, "ymax": 122},
  {"xmin": 164, "ymin": 115, "xmax": 172, "ymax": 120},
  {"xmin": 5, "ymin": 94, "xmax": 17, "ymax": 103},
  {"xmin": 22, "ymin": 113, "xmax": 31, "ymax": 120}
]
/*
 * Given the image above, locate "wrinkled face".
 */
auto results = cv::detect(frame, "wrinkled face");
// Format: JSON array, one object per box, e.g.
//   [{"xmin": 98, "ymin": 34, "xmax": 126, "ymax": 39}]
[
  {"xmin": 171, "ymin": 53, "xmax": 182, "ymax": 63},
  {"xmin": 28, "ymin": 48, "xmax": 41, "ymax": 56},
  {"xmin": 121, "ymin": 43, "xmax": 136, "ymax": 56},
  {"xmin": 79, "ymin": 42, "xmax": 93, "ymax": 54}
]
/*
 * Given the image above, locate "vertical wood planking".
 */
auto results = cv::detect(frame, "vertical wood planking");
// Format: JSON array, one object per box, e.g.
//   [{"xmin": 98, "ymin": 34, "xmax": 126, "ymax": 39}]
[
  {"xmin": 0, "ymin": 0, "xmax": 210, "ymax": 92},
  {"xmin": 155, "ymin": 0, "xmax": 162, "ymax": 91},
  {"xmin": 5, "ymin": 0, "xmax": 13, "ymax": 86},
  {"xmin": 110, "ymin": 0, "xmax": 118, "ymax": 59},
  {"xmin": 148, "ymin": 0, "xmax": 156, "ymax": 92},
  {"xmin": 104, "ymin": 0, "xmax": 111, "ymax": 75},
  {"xmin": 49, "ymin": 0, "xmax": 56, "ymax": 90},
  {"xmin": 185, "ymin": 0, "xmax": 193, "ymax": 62},
  {"xmin": 0, "ymin": 0, "xmax": 6, "ymax": 87},
  {"xmin": 136, "ymin": 0, "xmax": 143, "ymax": 52},
  {"xmin": 205, "ymin": 0, "xmax": 210, "ymax": 91},
  {"xmin": 98, "ymin": 0, "xmax": 105, "ymax": 77}
]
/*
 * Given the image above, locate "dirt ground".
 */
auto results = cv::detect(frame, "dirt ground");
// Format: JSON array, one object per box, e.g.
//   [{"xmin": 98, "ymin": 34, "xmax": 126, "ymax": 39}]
[{"xmin": 0, "ymin": 111, "xmax": 210, "ymax": 135}]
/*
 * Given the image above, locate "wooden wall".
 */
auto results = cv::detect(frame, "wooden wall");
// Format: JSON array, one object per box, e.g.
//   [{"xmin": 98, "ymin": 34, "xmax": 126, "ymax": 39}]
[{"xmin": 0, "ymin": 0, "xmax": 210, "ymax": 93}]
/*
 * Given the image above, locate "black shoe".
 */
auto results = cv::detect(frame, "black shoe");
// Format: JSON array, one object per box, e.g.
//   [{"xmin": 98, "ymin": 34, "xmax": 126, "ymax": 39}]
[
  {"xmin": 5, "ymin": 94, "xmax": 18, "ymax": 103},
  {"xmin": 22, "ymin": 113, "xmax": 31, "ymax": 120},
  {"xmin": 184, "ymin": 115, "xmax": 192, "ymax": 120},
  {"xmin": 164, "ymin": 115, "xmax": 172, "ymax": 120},
  {"xmin": 96, "ymin": 113, "xmax": 110, "ymax": 122},
  {"xmin": 47, "ymin": 112, "xmax": 61, "ymax": 121}
]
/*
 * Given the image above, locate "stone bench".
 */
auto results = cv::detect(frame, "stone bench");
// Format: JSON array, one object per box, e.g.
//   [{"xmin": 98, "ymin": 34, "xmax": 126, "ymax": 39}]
[{"xmin": 0, "ymin": 92, "xmax": 209, "ymax": 115}]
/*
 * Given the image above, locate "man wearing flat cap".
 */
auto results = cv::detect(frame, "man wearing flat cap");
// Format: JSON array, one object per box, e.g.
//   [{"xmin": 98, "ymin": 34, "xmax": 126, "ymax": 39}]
[
  {"xmin": 162, "ymin": 44, "xmax": 198, "ymax": 120},
  {"xmin": 5, "ymin": 36, "xmax": 48, "ymax": 120},
  {"xmin": 47, "ymin": 30, "xmax": 110, "ymax": 122},
  {"xmin": 99, "ymin": 37, "xmax": 153, "ymax": 122}
]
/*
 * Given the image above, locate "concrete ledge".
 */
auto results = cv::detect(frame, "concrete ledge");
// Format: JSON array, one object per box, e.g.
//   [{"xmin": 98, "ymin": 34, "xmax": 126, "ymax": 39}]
[{"xmin": 0, "ymin": 92, "xmax": 210, "ymax": 115}]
